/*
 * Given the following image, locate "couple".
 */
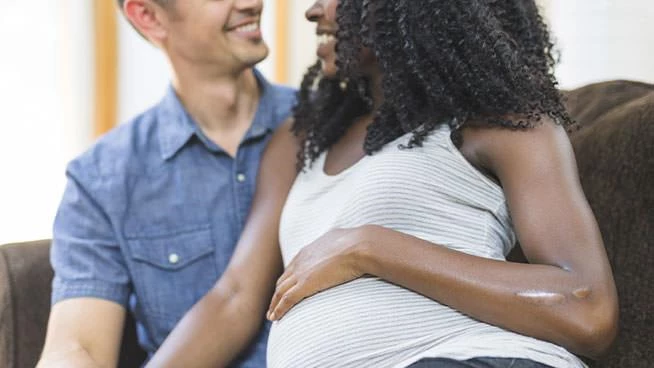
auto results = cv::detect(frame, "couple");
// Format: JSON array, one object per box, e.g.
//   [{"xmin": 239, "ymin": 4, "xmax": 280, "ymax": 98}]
[{"xmin": 39, "ymin": 0, "xmax": 618, "ymax": 367}]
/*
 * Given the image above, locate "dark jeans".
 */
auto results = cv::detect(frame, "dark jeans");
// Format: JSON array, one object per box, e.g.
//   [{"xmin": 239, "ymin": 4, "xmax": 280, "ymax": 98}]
[{"xmin": 407, "ymin": 357, "xmax": 553, "ymax": 368}]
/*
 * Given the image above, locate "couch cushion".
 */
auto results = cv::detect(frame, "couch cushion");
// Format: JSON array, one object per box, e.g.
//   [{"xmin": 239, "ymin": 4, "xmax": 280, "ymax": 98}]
[
  {"xmin": 565, "ymin": 80, "xmax": 654, "ymax": 367},
  {"xmin": 564, "ymin": 80, "xmax": 654, "ymax": 129}
]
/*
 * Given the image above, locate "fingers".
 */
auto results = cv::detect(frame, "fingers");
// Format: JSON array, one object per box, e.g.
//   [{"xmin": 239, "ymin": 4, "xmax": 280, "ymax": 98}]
[
  {"xmin": 267, "ymin": 273, "xmax": 297, "ymax": 320},
  {"xmin": 276, "ymin": 262, "xmax": 295, "ymax": 287},
  {"xmin": 268, "ymin": 284, "xmax": 303, "ymax": 321}
]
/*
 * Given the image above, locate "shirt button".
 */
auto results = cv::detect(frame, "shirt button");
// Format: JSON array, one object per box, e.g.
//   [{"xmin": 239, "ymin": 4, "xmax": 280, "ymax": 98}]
[
  {"xmin": 168, "ymin": 253, "xmax": 180, "ymax": 264},
  {"xmin": 252, "ymin": 127, "xmax": 265, "ymax": 136},
  {"xmin": 236, "ymin": 173, "xmax": 246, "ymax": 183}
]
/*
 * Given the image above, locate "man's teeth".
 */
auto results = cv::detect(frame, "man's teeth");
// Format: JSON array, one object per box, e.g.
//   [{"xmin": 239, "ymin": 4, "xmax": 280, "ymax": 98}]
[
  {"xmin": 318, "ymin": 34, "xmax": 336, "ymax": 46},
  {"xmin": 235, "ymin": 23, "xmax": 259, "ymax": 33}
]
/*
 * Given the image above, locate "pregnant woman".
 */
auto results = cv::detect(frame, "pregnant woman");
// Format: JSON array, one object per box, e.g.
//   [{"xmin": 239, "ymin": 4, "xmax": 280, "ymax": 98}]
[
  {"xmin": 149, "ymin": 0, "xmax": 618, "ymax": 367},
  {"xmin": 264, "ymin": 0, "xmax": 618, "ymax": 367}
]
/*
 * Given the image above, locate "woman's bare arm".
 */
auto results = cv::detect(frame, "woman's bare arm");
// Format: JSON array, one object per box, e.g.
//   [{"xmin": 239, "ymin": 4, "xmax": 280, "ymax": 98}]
[
  {"xmin": 268, "ymin": 121, "xmax": 618, "ymax": 359},
  {"xmin": 147, "ymin": 120, "xmax": 299, "ymax": 367}
]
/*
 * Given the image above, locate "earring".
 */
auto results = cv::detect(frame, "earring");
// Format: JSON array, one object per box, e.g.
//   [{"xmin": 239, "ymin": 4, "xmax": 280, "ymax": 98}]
[{"xmin": 339, "ymin": 78, "xmax": 349, "ymax": 91}]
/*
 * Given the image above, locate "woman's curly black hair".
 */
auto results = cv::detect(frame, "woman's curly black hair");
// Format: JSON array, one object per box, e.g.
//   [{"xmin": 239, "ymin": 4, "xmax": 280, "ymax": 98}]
[{"xmin": 292, "ymin": 0, "xmax": 573, "ymax": 170}]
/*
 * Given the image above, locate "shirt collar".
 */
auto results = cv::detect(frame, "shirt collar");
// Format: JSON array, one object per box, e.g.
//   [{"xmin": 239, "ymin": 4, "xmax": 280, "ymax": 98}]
[{"xmin": 157, "ymin": 69, "xmax": 279, "ymax": 161}]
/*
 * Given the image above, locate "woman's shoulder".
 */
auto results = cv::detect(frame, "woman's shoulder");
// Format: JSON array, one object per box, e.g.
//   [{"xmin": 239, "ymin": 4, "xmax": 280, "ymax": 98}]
[
  {"xmin": 260, "ymin": 118, "xmax": 300, "ymax": 181},
  {"xmin": 460, "ymin": 115, "xmax": 573, "ymax": 178}
]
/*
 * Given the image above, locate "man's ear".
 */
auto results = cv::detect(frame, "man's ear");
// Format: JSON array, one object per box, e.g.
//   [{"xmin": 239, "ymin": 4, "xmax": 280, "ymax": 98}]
[{"xmin": 123, "ymin": 0, "xmax": 169, "ymax": 46}]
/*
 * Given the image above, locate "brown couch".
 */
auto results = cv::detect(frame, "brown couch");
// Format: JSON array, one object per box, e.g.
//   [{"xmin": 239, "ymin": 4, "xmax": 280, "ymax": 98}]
[
  {"xmin": 1, "ymin": 80, "xmax": 652, "ymax": 367},
  {"xmin": 0, "ymin": 240, "xmax": 146, "ymax": 367}
]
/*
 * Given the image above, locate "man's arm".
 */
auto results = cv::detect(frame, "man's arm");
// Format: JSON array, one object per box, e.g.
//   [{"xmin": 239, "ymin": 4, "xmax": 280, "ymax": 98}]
[
  {"xmin": 146, "ymin": 120, "xmax": 299, "ymax": 367},
  {"xmin": 38, "ymin": 299, "xmax": 125, "ymax": 368},
  {"xmin": 39, "ymin": 159, "xmax": 132, "ymax": 368}
]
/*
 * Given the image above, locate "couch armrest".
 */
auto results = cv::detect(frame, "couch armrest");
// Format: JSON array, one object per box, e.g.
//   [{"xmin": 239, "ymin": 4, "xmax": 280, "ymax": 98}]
[
  {"xmin": 0, "ymin": 240, "xmax": 146, "ymax": 368},
  {"xmin": 0, "ymin": 243, "xmax": 15, "ymax": 368},
  {"xmin": 0, "ymin": 240, "xmax": 53, "ymax": 368}
]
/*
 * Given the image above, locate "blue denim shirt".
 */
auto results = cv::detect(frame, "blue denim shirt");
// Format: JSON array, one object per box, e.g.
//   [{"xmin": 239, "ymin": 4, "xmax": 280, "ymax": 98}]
[{"xmin": 51, "ymin": 71, "xmax": 296, "ymax": 367}]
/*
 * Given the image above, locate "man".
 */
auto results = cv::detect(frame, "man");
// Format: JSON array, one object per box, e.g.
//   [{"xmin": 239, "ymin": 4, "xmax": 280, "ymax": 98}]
[{"xmin": 38, "ymin": 0, "xmax": 295, "ymax": 366}]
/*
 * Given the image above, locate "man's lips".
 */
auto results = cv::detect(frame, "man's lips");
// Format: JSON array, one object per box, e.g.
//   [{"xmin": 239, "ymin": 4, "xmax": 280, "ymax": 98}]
[{"xmin": 226, "ymin": 18, "xmax": 260, "ymax": 32}]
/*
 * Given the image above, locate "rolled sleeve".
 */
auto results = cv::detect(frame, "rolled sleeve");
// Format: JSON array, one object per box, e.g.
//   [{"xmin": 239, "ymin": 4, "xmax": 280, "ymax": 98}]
[{"xmin": 50, "ymin": 161, "xmax": 131, "ymax": 307}]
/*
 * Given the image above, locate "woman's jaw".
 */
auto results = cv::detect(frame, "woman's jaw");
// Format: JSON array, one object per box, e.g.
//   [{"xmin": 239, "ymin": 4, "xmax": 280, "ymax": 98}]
[{"xmin": 316, "ymin": 30, "xmax": 338, "ymax": 77}]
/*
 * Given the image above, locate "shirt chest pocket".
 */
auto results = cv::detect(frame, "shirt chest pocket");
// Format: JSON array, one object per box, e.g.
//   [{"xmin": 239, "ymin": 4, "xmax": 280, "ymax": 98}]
[{"xmin": 127, "ymin": 227, "xmax": 218, "ymax": 330}]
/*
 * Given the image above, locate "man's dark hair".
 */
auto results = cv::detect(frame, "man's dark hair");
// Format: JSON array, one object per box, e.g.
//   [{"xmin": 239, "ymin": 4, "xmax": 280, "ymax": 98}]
[{"xmin": 292, "ymin": 0, "xmax": 574, "ymax": 171}]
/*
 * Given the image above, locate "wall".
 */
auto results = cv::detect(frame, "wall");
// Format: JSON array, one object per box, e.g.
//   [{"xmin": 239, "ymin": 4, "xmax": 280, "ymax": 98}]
[
  {"xmin": 117, "ymin": 14, "xmax": 171, "ymax": 125},
  {"xmin": 0, "ymin": 1, "xmax": 93, "ymax": 244},
  {"xmin": 287, "ymin": 0, "xmax": 318, "ymax": 87},
  {"xmin": 544, "ymin": 0, "xmax": 654, "ymax": 88},
  {"xmin": 1, "ymin": 1, "xmax": 653, "ymax": 244},
  {"xmin": 0, "ymin": 2, "xmax": 280, "ymax": 244},
  {"xmin": 286, "ymin": 0, "xmax": 654, "ymax": 88}
]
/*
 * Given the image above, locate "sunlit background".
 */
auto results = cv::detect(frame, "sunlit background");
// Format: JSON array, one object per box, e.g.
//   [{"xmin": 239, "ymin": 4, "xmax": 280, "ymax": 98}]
[{"xmin": 1, "ymin": 0, "xmax": 653, "ymax": 245}]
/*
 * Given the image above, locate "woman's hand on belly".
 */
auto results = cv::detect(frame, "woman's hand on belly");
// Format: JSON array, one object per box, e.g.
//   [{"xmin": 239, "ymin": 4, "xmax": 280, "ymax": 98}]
[{"xmin": 267, "ymin": 227, "xmax": 368, "ymax": 321}]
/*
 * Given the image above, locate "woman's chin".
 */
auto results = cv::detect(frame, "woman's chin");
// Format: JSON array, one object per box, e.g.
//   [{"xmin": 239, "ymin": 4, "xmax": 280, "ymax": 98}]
[{"xmin": 320, "ymin": 60, "xmax": 339, "ymax": 79}]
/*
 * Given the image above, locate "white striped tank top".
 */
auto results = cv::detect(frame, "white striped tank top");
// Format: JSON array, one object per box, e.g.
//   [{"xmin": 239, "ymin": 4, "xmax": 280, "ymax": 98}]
[{"xmin": 267, "ymin": 124, "xmax": 586, "ymax": 368}]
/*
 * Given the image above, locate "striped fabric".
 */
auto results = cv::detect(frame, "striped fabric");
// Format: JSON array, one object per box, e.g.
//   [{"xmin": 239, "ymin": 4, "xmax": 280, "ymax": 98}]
[{"xmin": 268, "ymin": 124, "xmax": 585, "ymax": 368}]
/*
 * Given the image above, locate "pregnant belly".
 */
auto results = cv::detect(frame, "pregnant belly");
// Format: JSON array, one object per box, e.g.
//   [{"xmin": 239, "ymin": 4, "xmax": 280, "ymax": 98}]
[{"xmin": 266, "ymin": 277, "xmax": 481, "ymax": 368}]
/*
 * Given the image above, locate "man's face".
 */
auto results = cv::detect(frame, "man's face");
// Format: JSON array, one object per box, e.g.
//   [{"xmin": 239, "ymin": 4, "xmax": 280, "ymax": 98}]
[{"xmin": 163, "ymin": 0, "xmax": 268, "ymax": 72}]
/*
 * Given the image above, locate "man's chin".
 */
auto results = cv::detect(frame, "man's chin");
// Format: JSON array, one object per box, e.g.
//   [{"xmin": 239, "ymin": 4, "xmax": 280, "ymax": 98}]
[{"xmin": 239, "ymin": 45, "xmax": 269, "ymax": 67}]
